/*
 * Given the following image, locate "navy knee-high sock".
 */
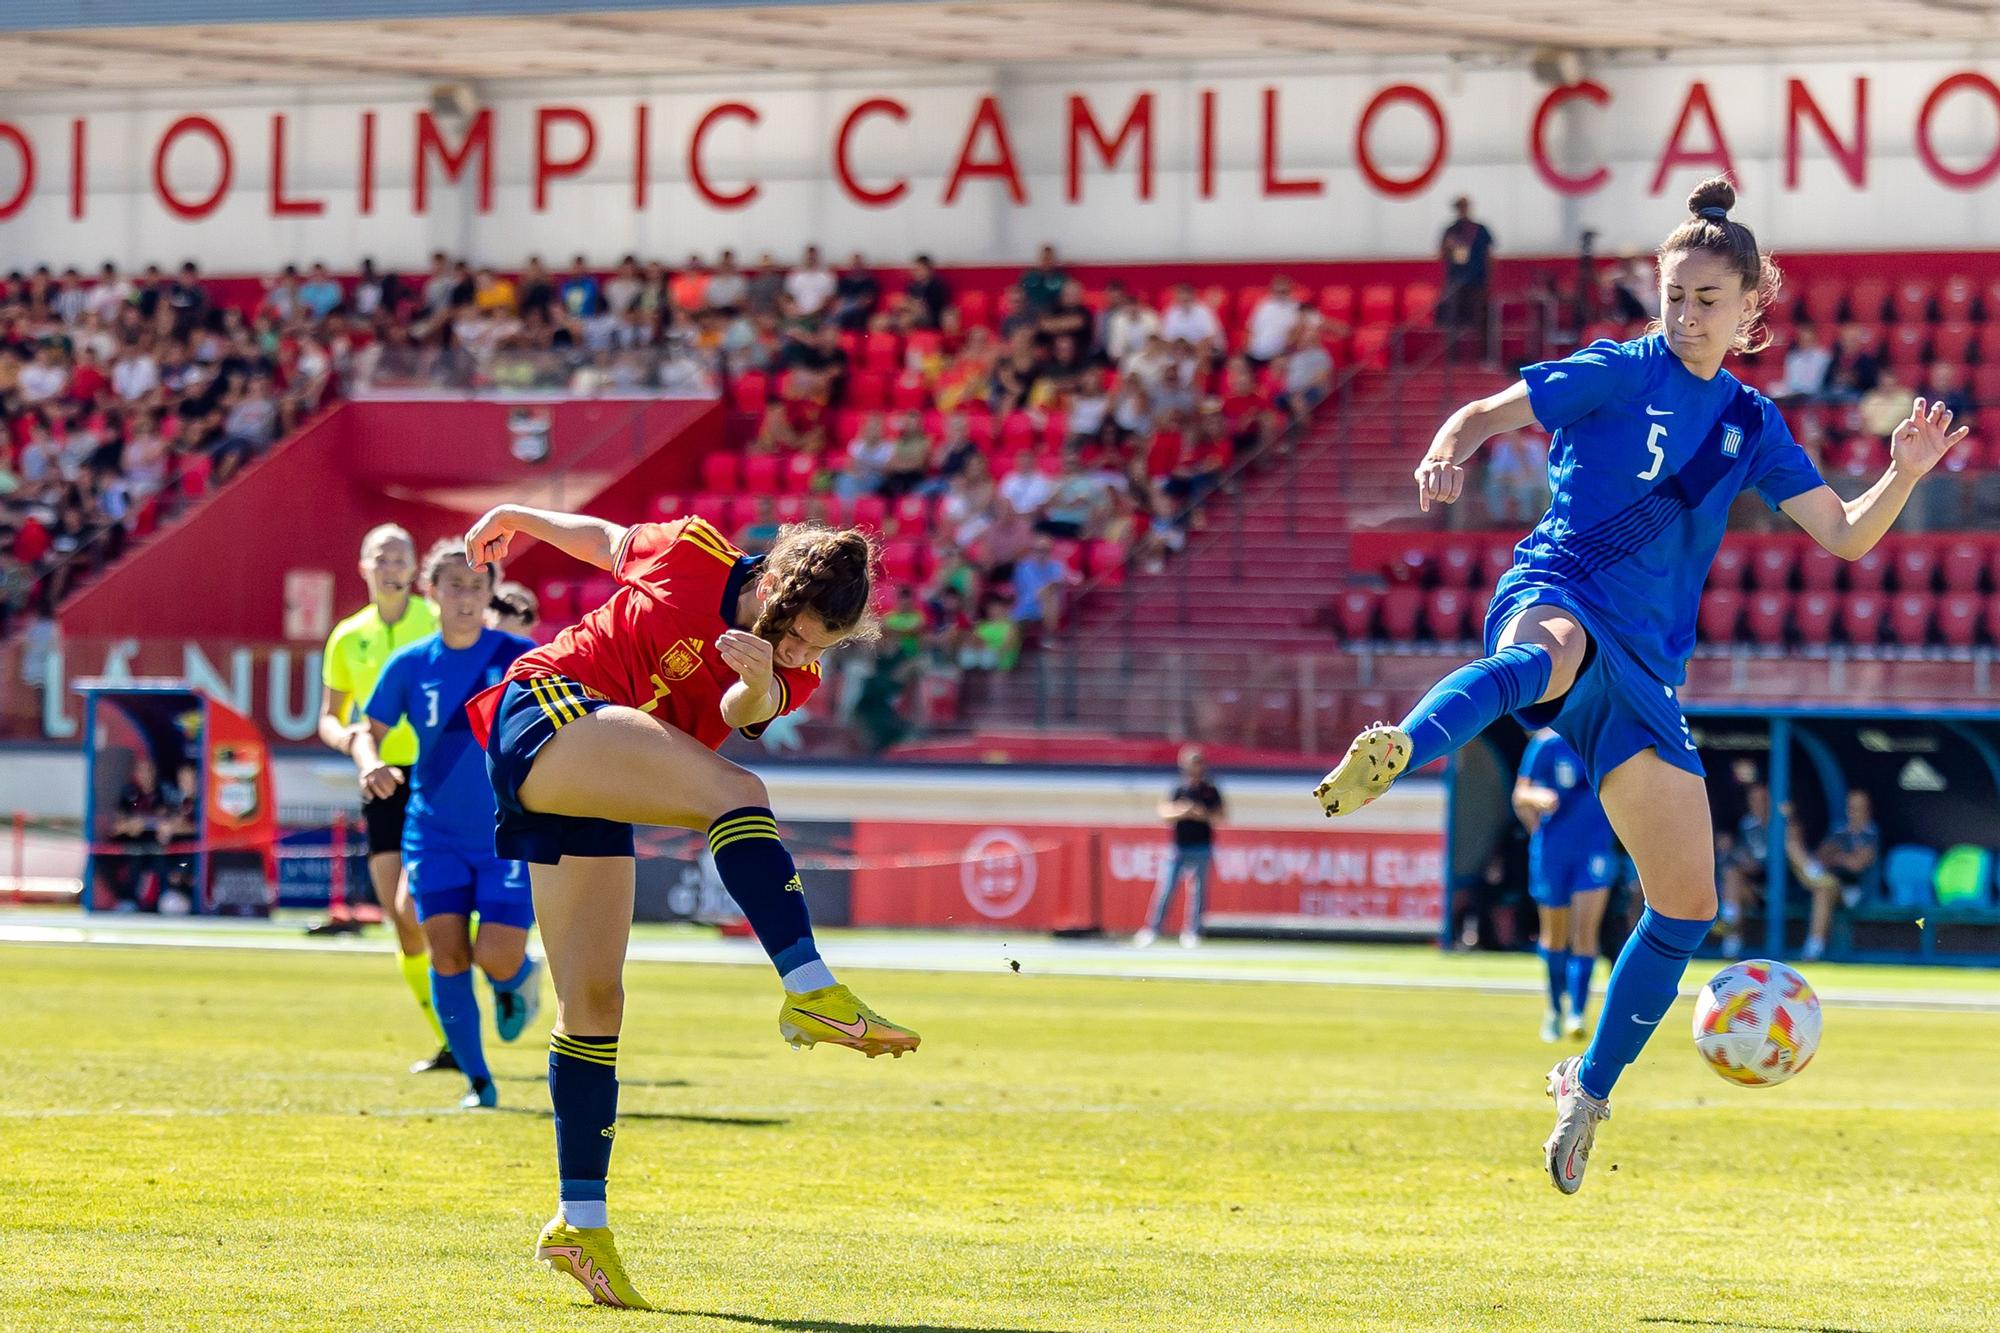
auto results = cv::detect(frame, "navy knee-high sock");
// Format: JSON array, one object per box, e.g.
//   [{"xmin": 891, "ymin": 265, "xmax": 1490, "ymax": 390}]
[
  {"xmin": 707, "ymin": 807, "xmax": 833, "ymax": 992},
  {"xmin": 1537, "ymin": 946, "xmax": 1568, "ymax": 1015},
  {"xmin": 550, "ymin": 1032, "xmax": 618, "ymax": 1228},
  {"xmin": 1397, "ymin": 644, "xmax": 1553, "ymax": 772},
  {"xmin": 1577, "ymin": 908, "xmax": 1713, "ymax": 1100}
]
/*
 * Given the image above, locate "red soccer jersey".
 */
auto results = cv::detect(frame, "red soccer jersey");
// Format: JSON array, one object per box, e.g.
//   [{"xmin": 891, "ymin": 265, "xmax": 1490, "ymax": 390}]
[{"xmin": 498, "ymin": 516, "xmax": 820, "ymax": 751}]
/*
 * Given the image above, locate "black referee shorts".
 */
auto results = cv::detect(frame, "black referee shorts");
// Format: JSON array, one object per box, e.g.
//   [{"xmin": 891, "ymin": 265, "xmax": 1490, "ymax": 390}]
[{"xmin": 360, "ymin": 783, "xmax": 410, "ymax": 857}]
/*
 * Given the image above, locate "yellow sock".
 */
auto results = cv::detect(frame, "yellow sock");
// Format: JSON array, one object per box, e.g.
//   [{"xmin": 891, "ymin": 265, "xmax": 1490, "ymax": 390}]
[{"xmin": 399, "ymin": 949, "xmax": 446, "ymax": 1044}]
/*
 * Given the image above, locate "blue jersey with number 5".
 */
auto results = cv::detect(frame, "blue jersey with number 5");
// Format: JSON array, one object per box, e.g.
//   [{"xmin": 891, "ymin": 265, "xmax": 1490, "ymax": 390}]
[
  {"xmin": 1497, "ymin": 333, "xmax": 1823, "ymax": 685},
  {"xmin": 366, "ymin": 628, "xmax": 534, "ymax": 838}
]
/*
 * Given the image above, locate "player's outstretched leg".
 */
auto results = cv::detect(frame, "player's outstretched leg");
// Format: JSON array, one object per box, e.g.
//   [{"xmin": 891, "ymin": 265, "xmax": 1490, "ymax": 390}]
[
  {"xmin": 1317, "ymin": 643, "xmax": 1552, "ymax": 817},
  {"xmin": 1545, "ymin": 752, "xmax": 1717, "ymax": 1195}
]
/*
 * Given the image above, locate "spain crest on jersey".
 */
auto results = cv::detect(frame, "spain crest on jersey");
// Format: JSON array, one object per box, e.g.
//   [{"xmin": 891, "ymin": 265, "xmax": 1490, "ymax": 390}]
[
  {"xmin": 1721, "ymin": 423, "xmax": 1743, "ymax": 457},
  {"xmin": 660, "ymin": 637, "xmax": 706, "ymax": 681}
]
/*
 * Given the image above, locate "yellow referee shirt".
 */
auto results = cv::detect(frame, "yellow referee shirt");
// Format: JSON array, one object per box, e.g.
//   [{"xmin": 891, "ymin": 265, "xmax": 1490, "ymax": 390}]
[{"xmin": 322, "ymin": 599, "xmax": 439, "ymax": 767}]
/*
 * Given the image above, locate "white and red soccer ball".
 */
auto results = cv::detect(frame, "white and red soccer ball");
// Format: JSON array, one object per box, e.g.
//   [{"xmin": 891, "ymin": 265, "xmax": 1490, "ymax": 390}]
[{"xmin": 1692, "ymin": 960, "xmax": 1822, "ymax": 1087}]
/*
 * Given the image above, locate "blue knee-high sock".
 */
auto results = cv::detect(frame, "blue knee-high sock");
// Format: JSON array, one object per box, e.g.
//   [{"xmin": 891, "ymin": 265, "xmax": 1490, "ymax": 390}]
[
  {"xmin": 488, "ymin": 956, "xmax": 531, "ymax": 998},
  {"xmin": 551, "ymin": 1033, "xmax": 618, "ymax": 1229},
  {"xmin": 1567, "ymin": 951, "xmax": 1595, "ymax": 1018},
  {"xmin": 1397, "ymin": 645, "xmax": 1553, "ymax": 772},
  {"xmin": 1577, "ymin": 908, "xmax": 1712, "ymax": 1100},
  {"xmin": 1538, "ymin": 946, "xmax": 1569, "ymax": 1014},
  {"xmin": 707, "ymin": 807, "xmax": 832, "ymax": 992},
  {"xmin": 430, "ymin": 967, "xmax": 489, "ymax": 1084}
]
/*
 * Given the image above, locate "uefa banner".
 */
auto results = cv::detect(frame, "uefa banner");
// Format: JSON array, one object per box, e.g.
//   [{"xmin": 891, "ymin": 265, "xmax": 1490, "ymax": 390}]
[{"xmin": 849, "ymin": 820, "xmax": 1444, "ymax": 936}]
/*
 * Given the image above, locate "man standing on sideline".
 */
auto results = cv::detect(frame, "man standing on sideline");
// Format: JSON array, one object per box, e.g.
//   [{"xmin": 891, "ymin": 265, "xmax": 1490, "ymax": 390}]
[
  {"xmin": 316, "ymin": 523, "xmax": 454, "ymax": 1075},
  {"xmin": 1136, "ymin": 746, "xmax": 1225, "ymax": 948},
  {"xmin": 1438, "ymin": 196, "xmax": 1495, "ymax": 356}
]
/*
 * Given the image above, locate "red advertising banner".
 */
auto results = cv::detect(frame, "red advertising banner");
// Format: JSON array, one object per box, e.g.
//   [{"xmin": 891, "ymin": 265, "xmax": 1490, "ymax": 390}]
[{"xmin": 849, "ymin": 820, "xmax": 1442, "ymax": 935}]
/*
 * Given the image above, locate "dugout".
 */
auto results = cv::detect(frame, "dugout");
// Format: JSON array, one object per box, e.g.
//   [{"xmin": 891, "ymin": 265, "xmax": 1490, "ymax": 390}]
[{"xmin": 1447, "ymin": 706, "xmax": 2000, "ymax": 967}]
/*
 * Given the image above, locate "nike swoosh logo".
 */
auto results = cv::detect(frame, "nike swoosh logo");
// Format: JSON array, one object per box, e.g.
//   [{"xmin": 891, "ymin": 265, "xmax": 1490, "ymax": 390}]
[
  {"xmin": 795, "ymin": 1008, "xmax": 869, "ymax": 1039},
  {"xmin": 1645, "ymin": 406, "xmax": 1672, "ymax": 416},
  {"xmin": 1632, "ymin": 1013, "xmax": 1663, "ymax": 1026}
]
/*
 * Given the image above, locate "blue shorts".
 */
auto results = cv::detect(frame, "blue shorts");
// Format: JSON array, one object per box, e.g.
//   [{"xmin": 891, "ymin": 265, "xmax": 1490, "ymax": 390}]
[
  {"xmin": 1529, "ymin": 839, "xmax": 1616, "ymax": 908},
  {"xmin": 405, "ymin": 830, "xmax": 535, "ymax": 928},
  {"xmin": 486, "ymin": 676, "xmax": 636, "ymax": 865},
  {"xmin": 1484, "ymin": 582, "xmax": 1705, "ymax": 789}
]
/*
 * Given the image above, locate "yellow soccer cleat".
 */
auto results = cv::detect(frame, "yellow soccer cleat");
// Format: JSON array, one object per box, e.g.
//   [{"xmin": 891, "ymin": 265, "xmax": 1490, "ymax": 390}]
[
  {"xmin": 1313, "ymin": 722, "xmax": 1412, "ymax": 817},
  {"xmin": 535, "ymin": 1215, "xmax": 655, "ymax": 1310},
  {"xmin": 779, "ymin": 983, "xmax": 921, "ymax": 1058}
]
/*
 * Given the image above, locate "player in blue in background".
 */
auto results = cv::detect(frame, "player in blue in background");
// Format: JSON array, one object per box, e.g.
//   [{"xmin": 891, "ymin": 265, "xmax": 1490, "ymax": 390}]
[
  {"xmin": 1514, "ymin": 730, "xmax": 1615, "ymax": 1044},
  {"xmin": 1315, "ymin": 177, "xmax": 1970, "ymax": 1194},
  {"xmin": 355, "ymin": 541, "xmax": 540, "ymax": 1110}
]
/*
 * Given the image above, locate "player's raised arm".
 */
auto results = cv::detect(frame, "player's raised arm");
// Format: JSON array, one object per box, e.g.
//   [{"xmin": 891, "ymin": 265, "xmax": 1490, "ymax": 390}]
[
  {"xmin": 464, "ymin": 505, "xmax": 628, "ymax": 572},
  {"xmin": 1413, "ymin": 380, "xmax": 1540, "ymax": 512},
  {"xmin": 1779, "ymin": 397, "xmax": 1969, "ymax": 560}
]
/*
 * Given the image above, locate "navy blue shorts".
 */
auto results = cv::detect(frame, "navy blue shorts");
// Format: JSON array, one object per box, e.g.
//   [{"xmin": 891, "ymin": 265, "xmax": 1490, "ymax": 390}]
[
  {"xmin": 1485, "ymin": 582, "xmax": 1705, "ymax": 790},
  {"xmin": 487, "ymin": 676, "xmax": 636, "ymax": 865},
  {"xmin": 1528, "ymin": 839, "xmax": 1616, "ymax": 909}
]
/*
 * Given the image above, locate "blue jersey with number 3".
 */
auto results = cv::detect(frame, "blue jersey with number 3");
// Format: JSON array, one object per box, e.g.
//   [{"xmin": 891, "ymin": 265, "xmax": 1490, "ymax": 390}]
[
  {"xmin": 366, "ymin": 628, "xmax": 534, "ymax": 838},
  {"xmin": 1498, "ymin": 333, "xmax": 1823, "ymax": 685}
]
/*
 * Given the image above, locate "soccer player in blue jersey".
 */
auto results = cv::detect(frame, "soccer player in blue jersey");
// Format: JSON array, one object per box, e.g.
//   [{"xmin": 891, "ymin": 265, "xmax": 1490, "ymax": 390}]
[
  {"xmin": 354, "ymin": 541, "xmax": 541, "ymax": 1110},
  {"xmin": 1514, "ymin": 730, "xmax": 1614, "ymax": 1043},
  {"xmin": 1315, "ymin": 178, "xmax": 1969, "ymax": 1194}
]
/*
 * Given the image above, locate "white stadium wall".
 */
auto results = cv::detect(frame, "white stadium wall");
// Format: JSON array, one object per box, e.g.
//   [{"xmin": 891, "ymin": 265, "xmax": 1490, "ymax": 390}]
[{"xmin": 0, "ymin": 56, "xmax": 1994, "ymax": 269}]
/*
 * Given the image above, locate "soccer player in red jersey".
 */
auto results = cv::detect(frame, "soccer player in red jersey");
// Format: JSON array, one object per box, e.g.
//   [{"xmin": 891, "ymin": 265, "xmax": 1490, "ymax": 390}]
[{"xmin": 461, "ymin": 505, "xmax": 919, "ymax": 1310}]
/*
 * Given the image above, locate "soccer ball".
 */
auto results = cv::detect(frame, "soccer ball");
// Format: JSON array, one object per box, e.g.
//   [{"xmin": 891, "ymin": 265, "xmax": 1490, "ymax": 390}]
[{"xmin": 1692, "ymin": 960, "xmax": 1821, "ymax": 1087}]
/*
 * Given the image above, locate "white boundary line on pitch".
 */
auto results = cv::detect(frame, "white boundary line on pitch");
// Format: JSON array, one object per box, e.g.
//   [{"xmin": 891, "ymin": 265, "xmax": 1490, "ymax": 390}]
[{"xmin": 4, "ymin": 921, "xmax": 2000, "ymax": 1014}]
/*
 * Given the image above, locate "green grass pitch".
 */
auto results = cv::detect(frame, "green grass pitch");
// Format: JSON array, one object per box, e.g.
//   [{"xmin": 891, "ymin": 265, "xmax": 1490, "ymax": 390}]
[{"xmin": 3, "ymin": 937, "xmax": 1998, "ymax": 1332}]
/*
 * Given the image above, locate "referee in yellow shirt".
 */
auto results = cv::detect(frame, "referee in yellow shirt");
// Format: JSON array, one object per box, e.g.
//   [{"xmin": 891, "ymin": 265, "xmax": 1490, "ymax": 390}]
[{"xmin": 317, "ymin": 523, "xmax": 453, "ymax": 1074}]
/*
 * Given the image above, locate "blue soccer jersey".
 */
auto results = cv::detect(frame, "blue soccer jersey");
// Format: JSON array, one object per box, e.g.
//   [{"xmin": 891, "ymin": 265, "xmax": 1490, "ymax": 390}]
[
  {"xmin": 1498, "ymin": 333, "xmax": 1824, "ymax": 686},
  {"xmin": 365, "ymin": 628, "xmax": 534, "ymax": 840}
]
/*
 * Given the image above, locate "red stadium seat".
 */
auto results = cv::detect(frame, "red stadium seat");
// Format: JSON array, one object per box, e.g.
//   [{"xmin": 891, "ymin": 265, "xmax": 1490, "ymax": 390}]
[
  {"xmin": 1891, "ymin": 280, "xmax": 1935, "ymax": 325},
  {"xmin": 1424, "ymin": 588, "xmax": 1470, "ymax": 641},
  {"xmin": 906, "ymin": 329, "xmax": 944, "ymax": 362},
  {"xmin": 999, "ymin": 411, "xmax": 1036, "ymax": 451},
  {"xmin": 578, "ymin": 576, "xmax": 616, "ymax": 613},
  {"xmin": 1848, "ymin": 278, "xmax": 1890, "ymax": 323},
  {"xmin": 1841, "ymin": 592, "xmax": 1885, "ymax": 647},
  {"xmin": 1745, "ymin": 592, "xmax": 1790, "ymax": 646},
  {"xmin": 1352, "ymin": 326, "xmax": 1391, "ymax": 370},
  {"xmin": 1933, "ymin": 320, "xmax": 1976, "ymax": 363},
  {"xmin": 741, "ymin": 453, "xmax": 781, "ymax": 494},
  {"xmin": 690, "ymin": 492, "xmax": 739, "ymax": 531},
  {"xmin": 1317, "ymin": 285, "xmax": 1355, "ymax": 324},
  {"xmin": 1972, "ymin": 366, "xmax": 2000, "ymax": 405},
  {"xmin": 888, "ymin": 373, "xmax": 930, "ymax": 411},
  {"xmin": 1794, "ymin": 591, "xmax": 1838, "ymax": 646},
  {"xmin": 1379, "ymin": 587, "xmax": 1423, "ymax": 640},
  {"xmin": 1086, "ymin": 539, "xmax": 1128, "ymax": 584},
  {"xmin": 863, "ymin": 332, "xmax": 901, "ymax": 372},
  {"xmin": 1480, "ymin": 542, "xmax": 1515, "ymax": 588},
  {"xmin": 784, "ymin": 453, "xmax": 819, "ymax": 494},
  {"xmin": 1895, "ymin": 541, "xmax": 1939, "ymax": 591},
  {"xmin": 1402, "ymin": 282, "xmax": 1439, "ymax": 327},
  {"xmin": 649, "ymin": 492, "xmax": 684, "ymax": 522},
  {"xmin": 1233, "ymin": 286, "xmax": 1267, "ymax": 323},
  {"xmin": 1986, "ymin": 595, "xmax": 2000, "ymax": 646},
  {"xmin": 1750, "ymin": 541, "xmax": 1796, "ymax": 592},
  {"xmin": 730, "ymin": 371, "xmax": 769, "ymax": 414},
  {"xmin": 1699, "ymin": 589, "xmax": 1744, "ymax": 644},
  {"xmin": 537, "ymin": 579, "xmax": 577, "ymax": 622},
  {"xmin": 1975, "ymin": 323, "xmax": 2000, "ymax": 365},
  {"xmin": 1888, "ymin": 592, "xmax": 1935, "ymax": 647},
  {"xmin": 1885, "ymin": 326, "xmax": 1929, "ymax": 371},
  {"xmin": 1938, "ymin": 274, "xmax": 1979, "ymax": 322},
  {"xmin": 1939, "ymin": 593, "xmax": 1982, "ymax": 648},
  {"xmin": 849, "ymin": 495, "xmax": 888, "ymax": 532},
  {"xmin": 847, "ymin": 371, "xmax": 888, "ymax": 411},
  {"xmin": 1798, "ymin": 544, "xmax": 1842, "ymax": 592},
  {"xmin": 773, "ymin": 496, "xmax": 807, "ymax": 525},
  {"xmin": 1359, "ymin": 284, "xmax": 1398, "ymax": 327},
  {"xmin": 958, "ymin": 289, "xmax": 990, "ymax": 328},
  {"xmin": 1801, "ymin": 279, "xmax": 1846, "ymax": 325},
  {"xmin": 879, "ymin": 540, "xmax": 927, "ymax": 584},
  {"xmin": 1333, "ymin": 588, "xmax": 1379, "ymax": 640},
  {"xmin": 1847, "ymin": 547, "xmax": 1891, "ymax": 592},
  {"xmin": 1708, "ymin": 541, "xmax": 1750, "ymax": 590},
  {"xmin": 1942, "ymin": 541, "xmax": 1987, "ymax": 593},
  {"xmin": 1436, "ymin": 544, "xmax": 1479, "ymax": 588},
  {"xmin": 892, "ymin": 494, "xmax": 933, "ymax": 534},
  {"xmin": 1831, "ymin": 434, "xmax": 1885, "ymax": 478},
  {"xmin": 178, "ymin": 453, "xmax": 212, "ymax": 499}
]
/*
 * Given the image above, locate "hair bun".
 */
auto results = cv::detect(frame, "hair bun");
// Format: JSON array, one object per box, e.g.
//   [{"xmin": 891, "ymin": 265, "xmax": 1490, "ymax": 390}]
[{"xmin": 1686, "ymin": 176, "xmax": 1737, "ymax": 219}]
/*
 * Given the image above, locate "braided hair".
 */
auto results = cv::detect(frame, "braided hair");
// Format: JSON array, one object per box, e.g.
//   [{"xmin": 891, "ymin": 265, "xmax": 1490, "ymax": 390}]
[
  {"xmin": 751, "ymin": 523, "xmax": 880, "ymax": 645},
  {"xmin": 1655, "ymin": 175, "xmax": 1783, "ymax": 355}
]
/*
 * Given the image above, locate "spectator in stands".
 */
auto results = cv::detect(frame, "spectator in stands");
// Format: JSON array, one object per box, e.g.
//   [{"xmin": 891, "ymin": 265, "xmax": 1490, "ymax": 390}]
[
  {"xmin": 112, "ymin": 336, "xmax": 159, "ymax": 402},
  {"xmin": 999, "ymin": 449, "xmax": 1057, "ymax": 521},
  {"xmin": 1717, "ymin": 782, "xmax": 1772, "ymax": 959},
  {"xmin": 264, "ymin": 265, "xmax": 301, "ymax": 321},
  {"xmin": 1925, "ymin": 361, "xmax": 1975, "ymax": 424},
  {"xmin": 697, "ymin": 250, "xmax": 743, "ymax": 314},
  {"xmin": 419, "ymin": 253, "xmax": 454, "ymax": 315},
  {"xmin": 734, "ymin": 496, "xmax": 782, "ymax": 556},
  {"xmin": 473, "ymin": 267, "xmax": 517, "ymax": 312},
  {"xmin": 836, "ymin": 415, "xmax": 895, "ymax": 500},
  {"xmin": 601, "ymin": 257, "xmax": 641, "ymax": 319},
  {"xmin": 1245, "ymin": 275, "xmax": 1302, "ymax": 366},
  {"xmin": 881, "ymin": 414, "xmax": 932, "ymax": 499},
  {"xmin": 1110, "ymin": 379, "xmax": 1154, "ymax": 442},
  {"xmin": 1100, "ymin": 281, "xmax": 1159, "ymax": 364},
  {"xmin": 785, "ymin": 246, "xmax": 837, "ymax": 319},
  {"xmin": 1777, "ymin": 326, "xmax": 1833, "ymax": 404},
  {"xmin": 1483, "ymin": 431, "xmax": 1544, "ymax": 526},
  {"xmin": 669, "ymin": 257, "xmax": 710, "ymax": 313},
  {"xmin": 1217, "ymin": 358, "xmax": 1278, "ymax": 458},
  {"xmin": 1860, "ymin": 369, "xmax": 1912, "ymax": 440},
  {"xmin": 299, "ymin": 264, "xmax": 343, "ymax": 322},
  {"xmin": 997, "ymin": 287, "xmax": 1038, "ymax": 343},
  {"xmin": 1039, "ymin": 280, "xmax": 1093, "ymax": 349},
  {"xmin": 213, "ymin": 374, "xmax": 277, "ymax": 481},
  {"xmin": 18, "ymin": 345, "xmax": 67, "ymax": 404},
  {"xmin": 351, "ymin": 258, "xmax": 394, "ymax": 318},
  {"xmin": 903, "ymin": 254, "xmax": 949, "ymax": 330},
  {"xmin": 1160, "ymin": 283, "xmax": 1222, "ymax": 352},
  {"xmin": 1784, "ymin": 789, "xmax": 1878, "ymax": 962},
  {"xmin": 1825, "ymin": 324, "xmax": 1881, "ymax": 403},
  {"xmin": 1018, "ymin": 244, "xmax": 1067, "ymax": 314},
  {"xmin": 87, "ymin": 263, "xmax": 132, "ymax": 322},
  {"xmin": 942, "ymin": 454, "xmax": 997, "ymax": 547},
  {"xmin": 1010, "ymin": 534, "xmax": 1074, "ymax": 636},
  {"xmin": 1066, "ymin": 366, "xmax": 1112, "ymax": 443},
  {"xmin": 966, "ymin": 591, "xmax": 1023, "ymax": 671},
  {"xmin": 1037, "ymin": 454, "xmax": 1106, "ymax": 540},
  {"xmin": 834, "ymin": 254, "xmax": 879, "ymax": 331},
  {"xmin": 558, "ymin": 255, "xmax": 602, "ymax": 322},
  {"xmin": 52, "ymin": 268, "xmax": 88, "ymax": 325},
  {"xmin": 1607, "ymin": 257, "xmax": 1651, "ymax": 323},
  {"xmin": 1136, "ymin": 745, "xmax": 1225, "ymax": 948},
  {"xmin": 738, "ymin": 253, "xmax": 781, "ymax": 317},
  {"xmin": 1438, "ymin": 195, "xmax": 1495, "ymax": 335},
  {"xmin": 1278, "ymin": 316, "xmax": 1333, "ymax": 421},
  {"xmin": 990, "ymin": 330, "xmax": 1046, "ymax": 417}
]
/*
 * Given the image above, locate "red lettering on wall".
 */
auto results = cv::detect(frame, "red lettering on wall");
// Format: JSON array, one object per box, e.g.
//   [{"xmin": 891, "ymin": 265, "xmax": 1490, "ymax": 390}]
[
  {"xmin": 414, "ymin": 108, "xmax": 493, "ymax": 214},
  {"xmin": 533, "ymin": 106, "xmax": 597, "ymax": 211},
  {"xmin": 1260, "ymin": 87, "xmax": 1323, "ymax": 197},
  {"xmin": 1915, "ymin": 71, "xmax": 2000, "ymax": 190},
  {"xmin": 1785, "ymin": 78, "xmax": 1868, "ymax": 189},
  {"xmin": 153, "ymin": 116, "xmax": 233, "ymax": 221},
  {"xmin": 633, "ymin": 103, "xmax": 650, "ymax": 210},
  {"xmin": 1354, "ymin": 83, "xmax": 1448, "ymax": 196},
  {"xmin": 1529, "ymin": 81, "xmax": 1611, "ymax": 195},
  {"xmin": 68, "ymin": 119, "xmax": 85, "ymax": 220},
  {"xmin": 358, "ymin": 111, "xmax": 376, "ymax": 215},
  {"xmin": 269, "ymin": 114, "xmax": 325, "ymax": 217},
  {"xmin": 0, "ymin": 124, "xmax": 31, "ymax": 221},
  {"xmin": 689, "ymin": 102, "xmax": 760, "ymax": 209},
  {"xmin": 834, "ymin": 98, "xmax": 910, "ymax": 207},
  {"xmin": 1066, "ymin": 92, "xmax": 1154, "ymax": 202},
  {"xmin": 1650, "ymin": 82, "xmax": 1736, "ymax": 195},
  {"xmin": 1198, "ymin": 89, "xmax": 1217, "ymax": 199},
  {"xmin": 944, "ymin": 96, "xmax": 1026, "ymax": 205}
]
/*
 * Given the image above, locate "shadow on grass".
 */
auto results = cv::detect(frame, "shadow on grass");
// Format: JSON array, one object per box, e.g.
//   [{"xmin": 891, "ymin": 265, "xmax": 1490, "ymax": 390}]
[
  {"xmin": 497, "ymin": 1075, "xmax": 692, "ymax": 1089},
  {"xmin": 667, "ymin": 1313, "xmax": 1065, "ymax": 1333},
  {"xmin": 1640, "ymin": 1317, "xmax": 1875, "ymax": 1333},
  {"xmin": 491, "ymin": 1107, "xmax": 787, "ymax": 1128}
]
